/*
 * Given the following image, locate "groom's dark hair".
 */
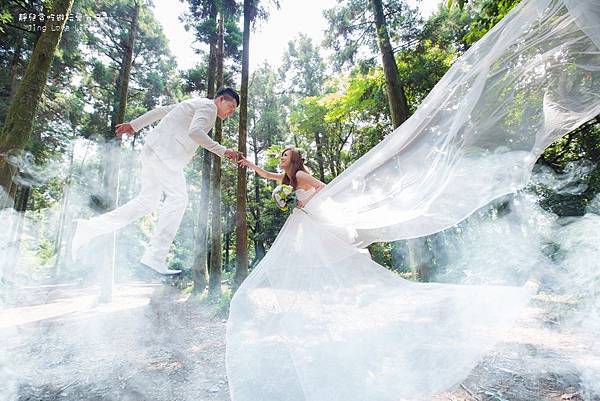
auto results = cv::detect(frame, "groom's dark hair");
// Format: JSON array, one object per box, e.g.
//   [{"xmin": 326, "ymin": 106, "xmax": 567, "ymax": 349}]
[{"xmin": 216, "ymin": 87, "xmax": 240, "ymax": 106}]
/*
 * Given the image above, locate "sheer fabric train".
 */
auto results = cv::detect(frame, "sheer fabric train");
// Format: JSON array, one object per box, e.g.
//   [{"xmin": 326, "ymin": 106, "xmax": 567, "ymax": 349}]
[{"xmin": 227, "ymin": 0, "xmax": 600, "ymax": 400}]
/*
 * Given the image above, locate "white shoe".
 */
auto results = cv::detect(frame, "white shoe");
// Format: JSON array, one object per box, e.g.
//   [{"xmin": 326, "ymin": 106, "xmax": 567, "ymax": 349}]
[
  {"xmin": 140, "ymin": 254, "xmax": 181, "ymax": 275},
  {"xmin": 71, "ymin": 219, "xmax": 96, "ymax": 261}
]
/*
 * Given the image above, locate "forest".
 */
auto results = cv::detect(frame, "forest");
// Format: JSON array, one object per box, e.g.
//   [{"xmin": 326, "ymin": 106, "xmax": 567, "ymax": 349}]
[
  {"xmin": 1, "ymin": 0, "xmax": 598, "ymax": 296},
  {"xmin": 1, "ymin": 0, "xmax": 599, "ymax": 399}
]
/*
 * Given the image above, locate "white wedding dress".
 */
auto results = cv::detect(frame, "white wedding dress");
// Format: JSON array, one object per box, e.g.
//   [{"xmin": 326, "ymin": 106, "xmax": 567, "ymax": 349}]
[
  {"xmin": 227, "ymin": 0, "xmax": 600, "ymax": 399},
  {"xmin": 226, "ymin": 188, "xmax": 535, "ymax": 401}
]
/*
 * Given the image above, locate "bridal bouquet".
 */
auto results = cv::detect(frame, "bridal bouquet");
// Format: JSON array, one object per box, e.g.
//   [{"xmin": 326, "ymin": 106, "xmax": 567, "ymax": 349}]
[{"xmin": 272, "ymin": 184, "xmax": 296, "ymax": 211}]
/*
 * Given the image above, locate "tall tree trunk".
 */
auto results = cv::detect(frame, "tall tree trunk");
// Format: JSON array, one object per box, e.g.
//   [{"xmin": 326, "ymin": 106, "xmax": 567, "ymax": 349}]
[
  {"xmin": 7, "ymin": 178, "xmax": 18, "ymax": 205},
  {"xmin": 208, "ymin": 14, "xmax": 225, "ymax": 298},
  {"xmin": 9, "ymin": 35, "xmax": 23, "ymax": 101},
  {"xmin": 0, "ymin": 0, "xmax": 74, "ymax": 207},
  {"xmin": 224, "ymin": 230, "xmax": 231, "ymax": 270},
  {"xmin": 1, "ymin": 184, "xmax": 31, "ymax": 285},
  {"xmin": 371, "ymin": 0, "xmax": 432, "ymax": 280},
  {"xmin": 252, "ymin": 135, "xmax": 265, "ymax": 262},
  {"xmin": 234, "ymin": 0, "xmax": 251, "ymax": 289},
  {"xmin": 119, "ymin": 147, "xmax": 136, "ymax": 202},
  {"xmin": 408, "ymin": 237, "xmax": 434, "ymax": 281},
  {"xmin": 192, "ymin": 8, "xmax": 218, "ymax": 293},
  {"xmin": 53, "ymin": 143, "xmax": 75, "ymax": 277},
  {"xmin": 370, "ymin": 0, "xmax": 409, "ymax": 128},
  {"xmin": 314, "ymin": 132, "xmax": 326, "ymax": 182},
  {"xmin": 101, "ymin": 0, "xmax": 139, "ymax": 303},
  {"xmin": 113, "ymin": 1, "xmax": 139, "ymax": 133},
  {"xmin": 113, "ymin": 0, "xmax": 140, "ymax": 205}
]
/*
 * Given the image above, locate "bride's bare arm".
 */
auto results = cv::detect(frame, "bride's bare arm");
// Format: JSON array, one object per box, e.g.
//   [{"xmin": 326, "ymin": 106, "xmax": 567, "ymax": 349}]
[
  {"xmin": 238, "ymin": 158, "xmax": 284, "ymax": 182},
  {"xmin": 297, "ymin": 171, "xmax": 326, "ymax": 190}
]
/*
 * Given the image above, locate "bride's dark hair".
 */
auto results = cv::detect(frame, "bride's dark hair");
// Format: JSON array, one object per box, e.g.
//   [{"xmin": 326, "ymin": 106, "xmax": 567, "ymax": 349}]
[{"xmin": 281, "ymin": 147, "xmax": 308, "ymax": 189}]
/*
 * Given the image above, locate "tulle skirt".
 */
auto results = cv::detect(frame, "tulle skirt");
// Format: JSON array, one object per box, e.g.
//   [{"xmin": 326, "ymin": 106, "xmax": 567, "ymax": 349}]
[{"xmin": 225, "ymin": 208, "xmax": 534, "ymax": 401}]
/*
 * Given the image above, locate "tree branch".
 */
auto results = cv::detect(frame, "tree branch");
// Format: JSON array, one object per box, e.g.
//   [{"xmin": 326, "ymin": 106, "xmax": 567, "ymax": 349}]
[
  {"xmin": 4, "ymin": 22, "xmax": 39, "ymax": 36},
  {"xmin": 12, "ymin": 0, "xmax": 36, "ymax": 13},
  {"xmin": 338, "ymin": 124, "xmax": 354, "ymax": 154},
  {"xmin": 96, "ymin": 23, "xmax": 125, "ymax": 53},
  {"xmin": 349, "ymin": 7, "xmax": 369, "ymax": 25}
]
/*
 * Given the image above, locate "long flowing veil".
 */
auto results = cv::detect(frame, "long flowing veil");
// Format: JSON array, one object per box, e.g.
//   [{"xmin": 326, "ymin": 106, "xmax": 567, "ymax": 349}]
[
  {"xmin": 306, "ymin": 0, "xmax": 600, "ymax": 247},
  {"xmin": 226, "ymin": 0, "xmax": 600, "ymax": 400}
]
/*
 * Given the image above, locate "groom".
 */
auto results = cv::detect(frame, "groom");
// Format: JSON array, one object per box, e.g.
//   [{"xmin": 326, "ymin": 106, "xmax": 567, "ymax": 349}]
[{"xmin": 72, "ymin": 87, "xmax": 241, "ymax": 275}]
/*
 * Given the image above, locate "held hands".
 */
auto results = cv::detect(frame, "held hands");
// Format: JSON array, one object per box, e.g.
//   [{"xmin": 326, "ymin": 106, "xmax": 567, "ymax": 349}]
[
  {"xmin": 237, "ymin": 157, "xmax": 255, "ymax": 170},
  {"xmin": 115, "ymin": 123, "xmax": 135, "ymax": 138},
  {"xmin": 224, "ymin": 149, "xmax": 244, "ymax": 162}
]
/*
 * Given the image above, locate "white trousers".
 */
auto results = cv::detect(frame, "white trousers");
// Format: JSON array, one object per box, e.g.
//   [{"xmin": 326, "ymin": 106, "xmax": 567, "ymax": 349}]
[{"xmin": 85, "ymin": 145, "xmax": 188, "ymax": 262}]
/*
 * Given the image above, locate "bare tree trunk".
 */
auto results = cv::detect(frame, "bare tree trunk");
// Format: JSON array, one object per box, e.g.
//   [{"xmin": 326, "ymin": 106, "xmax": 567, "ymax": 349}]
[
  {"xmin": 326, "ymin": 152, "xmax": 337, "ymax": 180},
  {"xmin": 7, "ymin": 180, "xmax": 18, "ymax": 206},
  {"xmin": 370, "ymin": 0, "xmax": 409, "ymax": 128},
  {"xmin": 53, "ymin": 143, "xmax": 75, "ymax": 277},
  {"xmin": 208, "ymin": 14, "xmax": 225, "ymax": 298},
  {"xmin": 0, "ymin": 0, "xmax": 74, "ymax": 206},
  {"xmin": 234, "ymin": 0, "xmax": 252, "ymax": 290},
  {"xmin": 370, "ymin": 0, "xmax": 433, "ymax": 280},
  {"xmin": 252, "ymin": 135, "xmax": 265, "ymax": 262},
  {"xmin": 101, "ymin": 0, "xmax": 139, "ymax": 303},
  {"xmin": 9, "ymin": 35, "xmax": 23, "ymax": 101},
  {"xmin": 1, "ymin": 184, "xmax": 31, "ymax": 285},
  {"xmin": 224, "ymin": 230, "xmax": 231, "ymax": 270},
  {"xmin": 314, "ymin": 132, "xmax": 326, "ymax": 182},
  {"xmin": 408, "ymin": 237, "xmax": 433, "ymax": 281},
  {"xmin": 192, "ymin": 7, "xmax": 218, "ymax": 293},
  {"xmin": 113, "ymin": 1, "xmax": 139, "ymax": 133}
]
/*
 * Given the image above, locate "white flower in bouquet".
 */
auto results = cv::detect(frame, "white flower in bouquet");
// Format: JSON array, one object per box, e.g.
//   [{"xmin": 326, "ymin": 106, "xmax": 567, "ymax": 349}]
[{"xmin": 272, "ymin": 184, "xmax": 296, "ymax": 211}]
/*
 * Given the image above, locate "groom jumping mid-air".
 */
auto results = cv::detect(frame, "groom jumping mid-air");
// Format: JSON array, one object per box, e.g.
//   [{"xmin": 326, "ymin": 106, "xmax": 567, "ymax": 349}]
[{"xmin": 72, "ymin": 87, "xmax": 241, "ymax": 275}]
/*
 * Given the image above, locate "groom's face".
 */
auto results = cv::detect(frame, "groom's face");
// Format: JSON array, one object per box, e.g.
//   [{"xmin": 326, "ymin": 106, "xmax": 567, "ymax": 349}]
[{"xmin": 216, "ymin": 97, "xmax": 238, "ymax": 120}]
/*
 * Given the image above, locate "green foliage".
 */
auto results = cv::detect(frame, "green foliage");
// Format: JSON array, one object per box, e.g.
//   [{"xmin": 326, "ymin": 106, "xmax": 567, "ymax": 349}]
[
  {"xmin": 464, "ymin": 0, "xmax": 521, "ymax": 44},
  {"xmin": 368, "ymin": 242, "xmax": 393, "ymax": 268},
  {"xmin": 533, "ymin": 124, "xmax": 600, "ymax": 216},
  {"xmin": 0, "ymin": 7, "xmax": 12, "ymax": 33},
  {"xmin": 209, "ymin": 286, "xmax": 233, "ymax": 318},
  {"xmin": 181, "ymin": 63, "xmax": 210, "ymax": 94},
  {"xmin": 420, "ymin": 3, "xmax": 473, "ymax": 54},
  {"xmin": 323, "ymin": 0, "xmax": 422, "ymax": 68},
  {"xmin": 77, "ymin": 0, "xmax": 181, "ymax": 142},
  {"xmin": 3, "ymin": 0, "xmax": 598, "ymax": 288},
  {"xmin": 181, "ymin": 0, "xmax": 242, "ymax": 62},
  {"xmin": 281, "ymin": 34, "xmax": 326, "ymax": 98},
  {"xmin": 446, "ymin": 0, "xmax": 468, "ymax": 10},
  {"xmin": 396, "ymin": 40, "xmax": 454, "ymax": 112},
  {"xmin": 288, "ymin": 70, "xmax": 383, "ymax": 175},
  {"xmin": 36, "ymin": 238, "xmax": 56, "ymax": 265},
  {"xmin": 243, "ymin": 64, "xmax": 290, "ymax": 264}
]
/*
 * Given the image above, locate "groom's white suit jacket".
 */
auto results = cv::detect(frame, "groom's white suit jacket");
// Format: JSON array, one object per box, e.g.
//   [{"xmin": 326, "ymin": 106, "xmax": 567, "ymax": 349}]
[{"xmin": 129, "ymin": 97, "xmax": 226, "ymax": 171}]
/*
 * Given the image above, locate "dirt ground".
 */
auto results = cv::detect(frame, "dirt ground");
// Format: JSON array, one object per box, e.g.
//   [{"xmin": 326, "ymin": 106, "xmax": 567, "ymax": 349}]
[
  {"xmin": 2, "ymin": 282, "xmax": 230, "ymax": 401},
  {"xmin": 1, "ymin": 281, "xmax": 597, "ymax": 401}
]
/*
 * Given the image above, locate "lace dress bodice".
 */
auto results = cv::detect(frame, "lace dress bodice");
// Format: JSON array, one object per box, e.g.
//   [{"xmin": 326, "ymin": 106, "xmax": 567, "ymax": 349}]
[{"xmin": 295, "ymin": 187, "xmax": 316, "ymax": 203}]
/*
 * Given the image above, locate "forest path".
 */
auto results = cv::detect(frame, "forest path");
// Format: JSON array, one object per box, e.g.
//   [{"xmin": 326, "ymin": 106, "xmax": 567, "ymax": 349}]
[
  {"xmin": 2, "ymin": 282, "xmax": 230, "ymax": 401},
  {"xmin": 1, "ymin": 283, "xmax": 595, "ymax": 401}
]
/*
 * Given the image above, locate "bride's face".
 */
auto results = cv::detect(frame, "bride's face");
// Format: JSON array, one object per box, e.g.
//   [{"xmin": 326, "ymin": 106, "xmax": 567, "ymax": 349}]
[{"xmin": 280, "ymin": 150, "xmax": 291, "ymax": 169}]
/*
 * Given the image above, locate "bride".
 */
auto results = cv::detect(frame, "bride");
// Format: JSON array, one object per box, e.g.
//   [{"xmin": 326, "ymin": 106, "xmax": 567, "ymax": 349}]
[
  {"xmin": 227, "ymin": 0, "xmax": 599, "ymax": 399},
  {"xmin": 229, "ymin": 148, "xmax": 536, "ymax": 401},
  {"xmin": 238, "ymin": 147, "xmax": 326, "ymax": 208}
]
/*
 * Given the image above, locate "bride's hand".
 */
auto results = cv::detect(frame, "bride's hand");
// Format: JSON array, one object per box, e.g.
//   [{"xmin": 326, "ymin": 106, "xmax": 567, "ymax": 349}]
[
  {"xmin": 238, "ymin": 158, "xmax": 254, "ymax": 169},
  {"xmin": 297, "ymin": 200, "xmax": 305, "ymax": 208}
]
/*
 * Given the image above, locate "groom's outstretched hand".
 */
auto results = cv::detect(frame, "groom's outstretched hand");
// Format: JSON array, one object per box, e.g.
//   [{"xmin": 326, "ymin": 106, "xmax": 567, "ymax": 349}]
[
  {"xmin": 224, "ymin": 149, "xmax": 244, "ymax": 162},
  {"xmin": 115, "ymin": 123, "xmax": 135, "ymax": 137}
]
